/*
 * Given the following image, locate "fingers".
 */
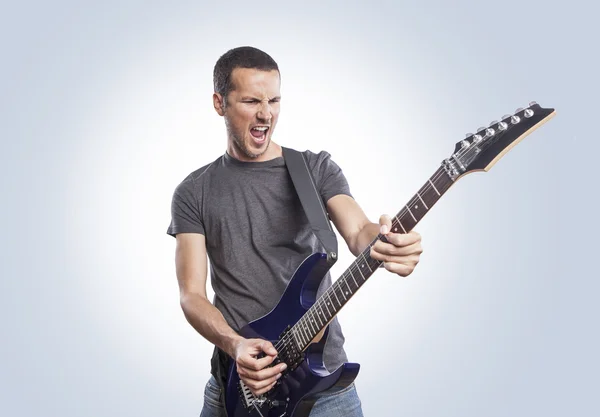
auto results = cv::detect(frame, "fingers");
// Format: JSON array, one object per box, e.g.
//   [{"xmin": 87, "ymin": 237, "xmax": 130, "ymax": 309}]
[
  {"xmin": 238, "ymin": 362, "xmax": 287, "ymax": 395},
  {"xmin": 234, "ymin": 338, "xmax": 288, "ymax": 396},
  {"xmin": 261, "ymin": 340, "xmax": 278, "ymax": 356},
  {"xmin": 371, "ymin": 232, "xmax": 422, "ymax": 257},
  {"xmin": 237, "ymin": 351, "xmax": 276, "ymax": 371},
  {"xmin": 372, "ymin": 240, "xmax": 422, "ymax": 258},
  {"xmin": 384, "ymin": 230, "xmax": 421, "ymax": 247},
  {"xmin": 370, "ymin": 226, "xmax": 422, "ymax": 277},
  {"xmin": 247, "ymin": 376, "xmax": 280, "ymax": 396},
  {"xmin": 237, "ymin": 361, "xmax": 287, "ymax": 382},
  {"xmin": 379, "ymin": 214, "xmax": 393, "ymax": 234},
  {"xmin": 382, "ymin": 260, "xmax": 417, "ymax": 277},
  {"xmin": 236, "ymin": 339, "xmax": 277, "ymax": 370}
]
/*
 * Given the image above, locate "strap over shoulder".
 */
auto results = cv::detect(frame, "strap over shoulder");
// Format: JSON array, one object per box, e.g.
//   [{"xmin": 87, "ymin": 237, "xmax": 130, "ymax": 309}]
[{"xmin": 282, "ymin": 147, "xmax": 338, "ymax": 267}]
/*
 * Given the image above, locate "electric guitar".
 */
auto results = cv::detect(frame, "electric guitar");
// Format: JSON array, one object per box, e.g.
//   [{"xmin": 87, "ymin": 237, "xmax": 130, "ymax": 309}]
[{"xmin": 223, "ymin": 102, "xmax": 556, "ymax": 416}]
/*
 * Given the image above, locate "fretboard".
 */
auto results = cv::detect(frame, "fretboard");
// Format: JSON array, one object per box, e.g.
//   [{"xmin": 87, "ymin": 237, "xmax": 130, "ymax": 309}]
[{"xmin": 290, "ymin": 166, "xmax": 454, "ymax": 351}]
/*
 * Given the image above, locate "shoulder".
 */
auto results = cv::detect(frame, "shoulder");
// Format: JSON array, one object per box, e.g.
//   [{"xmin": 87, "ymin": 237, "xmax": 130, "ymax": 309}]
[
  {"xmin": 173, "ymin": 155, "xmax": 224, "ymax": 196},
  {"xmin": 297, "ymin": 149, "xmax": 343, "ymax": 173}
]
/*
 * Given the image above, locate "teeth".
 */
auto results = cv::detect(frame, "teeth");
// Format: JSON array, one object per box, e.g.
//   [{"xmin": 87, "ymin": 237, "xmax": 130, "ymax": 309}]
[{"xmin": 253, "ymin": 126, "xmax": 268, "ymax": 131}]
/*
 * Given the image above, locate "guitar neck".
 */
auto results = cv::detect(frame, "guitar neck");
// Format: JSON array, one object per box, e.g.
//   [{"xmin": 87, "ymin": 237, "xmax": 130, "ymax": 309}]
[{"xmin": 291, "ymin": 166, "xmax": 455, "ymax": 351}]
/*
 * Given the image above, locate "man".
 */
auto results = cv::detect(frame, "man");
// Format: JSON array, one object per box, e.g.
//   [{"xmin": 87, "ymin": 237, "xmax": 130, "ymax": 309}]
[{"xmin": 167, "ymin": 46, "xmax": 423, "ymax": 416}]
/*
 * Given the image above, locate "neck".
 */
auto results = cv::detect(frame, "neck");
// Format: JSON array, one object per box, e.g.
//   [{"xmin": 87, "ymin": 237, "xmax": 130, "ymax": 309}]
[{"xmin": 227, "ymin": 140, "xmax": 282, "ymax": 163}]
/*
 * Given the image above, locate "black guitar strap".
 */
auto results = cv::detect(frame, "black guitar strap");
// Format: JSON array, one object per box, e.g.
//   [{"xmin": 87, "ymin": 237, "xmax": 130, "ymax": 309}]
[{"xmin": 282, "ymin": 147, "xmax": 338, "ymax": 267}]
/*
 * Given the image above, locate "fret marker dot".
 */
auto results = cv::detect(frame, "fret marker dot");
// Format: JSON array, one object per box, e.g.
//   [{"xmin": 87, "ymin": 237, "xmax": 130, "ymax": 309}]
[
  {"xmin": 415, "ymin": 205, "xmax": 419, "ymax": 209},
  {"xmin": 394, "ymin": 227, "xmax": 397, "ymax": 232},
  {"xmin": 345, "ymin": 291, "xmax": 349, "ymax": 295}
]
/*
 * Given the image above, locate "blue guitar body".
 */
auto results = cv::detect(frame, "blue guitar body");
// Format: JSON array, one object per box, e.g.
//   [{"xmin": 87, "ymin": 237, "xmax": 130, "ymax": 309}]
[{"xmin": 224, "ymin": 252, "xmax": 360, "ymax": 417}]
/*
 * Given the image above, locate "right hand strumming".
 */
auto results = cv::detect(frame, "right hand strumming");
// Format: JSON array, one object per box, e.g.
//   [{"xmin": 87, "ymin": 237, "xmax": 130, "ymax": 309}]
[{"xmin": 233, "ymin": 338, "xmax": 288, "ymax": 396}]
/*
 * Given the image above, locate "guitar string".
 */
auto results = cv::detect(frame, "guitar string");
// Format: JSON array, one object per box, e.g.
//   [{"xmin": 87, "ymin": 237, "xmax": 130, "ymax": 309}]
[
  {"xmin": 270, "ymin": 175, "xmax": 446, "ymax": 354},
  {"xmin": 287, "ymin": 187, "xmax": 438, "ymax": 351},
  {"xmin": 270, "ymin": 123, "xmax": 518, "ymax": 363},
  {"xmin": 272, "ymin": 161, "xmax": 456, "ymax": 353},
  {"xmin": 271, "ymin": 162, "xmax": 460, "ymax": 353},
  {"xmin": 270, "ymin": 118, "xmax": 519, "ymax": 355},
  {"xmin": 246, "ymin": 116, "xmax": 531, "ymax": 399},
  {"xmin": 271, "ymin": 191, "xmax": 430, "ymax": 353}
]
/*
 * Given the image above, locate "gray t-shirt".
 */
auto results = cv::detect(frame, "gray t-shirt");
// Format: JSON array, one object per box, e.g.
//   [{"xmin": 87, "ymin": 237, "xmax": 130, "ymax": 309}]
[{"xmin": 167, "ymin": 149, "xmax": 353, "ymax": 370}]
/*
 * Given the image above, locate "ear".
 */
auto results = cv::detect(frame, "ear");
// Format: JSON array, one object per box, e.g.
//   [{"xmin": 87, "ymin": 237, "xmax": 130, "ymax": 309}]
[{"xmin": 213, "ymin": 93, "xmax": 225, "ymax": 116}]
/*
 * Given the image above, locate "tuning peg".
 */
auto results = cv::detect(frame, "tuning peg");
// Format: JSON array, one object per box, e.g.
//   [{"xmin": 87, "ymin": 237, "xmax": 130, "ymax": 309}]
[
  {"xmin": 529, "ymin": 101, "xmax": 538, "ymax": 106},
  {"xmin": 511, "ymin": 115, "xmax": 521, "ymax": 124},
  {"xmin": 473, "ymin": 134, "xmax": 483, "ymax": 143},
  {"xmin": 485, "ymin": 127, "xmax": 495, "ymax": 136},
  {"xmin": 501, "ymin": 114, "xmax": 511, "ymax": 121},
  {"xmin": 515, "ymin": 107, "xmax": 524, "ymax": 114},
  {"xmin": 498, "ymin": 121, "xmax": 508, "ymax": 131},
  {"xmin": 489, "ymin": 120, "xmax": 498, "ymax": 126},
  {"xmin": 460, "ymin": 140, "xmax": 470, "ymax": 148},
  {"xmin": 465, "ymin": 133, "xmax": 473, "ymax": 138},
  {"xmin": 524, "ymin": 108, "xmax": 534, "ymax": 118},
  {"xmin": 476, "ymin": 126, "xmax": 486, "ymax": 133}
]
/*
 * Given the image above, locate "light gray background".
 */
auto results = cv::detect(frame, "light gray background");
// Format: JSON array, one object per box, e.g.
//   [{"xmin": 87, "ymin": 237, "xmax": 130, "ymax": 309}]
[{"xmin": 1, "ymin": 1, "xmax": 598, "ymax": 416}]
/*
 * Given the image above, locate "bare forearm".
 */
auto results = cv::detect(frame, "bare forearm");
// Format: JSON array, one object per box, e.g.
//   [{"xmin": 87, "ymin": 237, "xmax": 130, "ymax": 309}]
[
  {"xmin": 350, "ymin": 222, "xmax": 381, "ymax": 256},
  {"xmin": 180, "ymin": 292, "xmax": 243, "ymax": 357}
]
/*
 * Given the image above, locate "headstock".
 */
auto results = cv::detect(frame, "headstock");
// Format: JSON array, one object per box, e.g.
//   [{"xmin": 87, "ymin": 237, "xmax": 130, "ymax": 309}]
[{"xmin": 442, "ymin": 102, "xmax": 555, "ymax": 180}]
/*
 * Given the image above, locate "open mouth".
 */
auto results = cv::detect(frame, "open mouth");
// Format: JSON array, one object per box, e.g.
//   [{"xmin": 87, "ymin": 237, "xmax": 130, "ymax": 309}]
[{"xmin": 250, "ymin": 126, "xmax": 269, "ymax": 143}]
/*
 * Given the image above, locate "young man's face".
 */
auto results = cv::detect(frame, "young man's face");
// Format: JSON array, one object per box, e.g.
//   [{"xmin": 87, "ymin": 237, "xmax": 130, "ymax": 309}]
[{"xmin": 214, "ymin": 67, "xmax": 281, "ymax": 161}]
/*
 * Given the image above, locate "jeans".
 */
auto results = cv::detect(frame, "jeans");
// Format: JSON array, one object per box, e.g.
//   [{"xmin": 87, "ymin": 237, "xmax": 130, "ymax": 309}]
[{"xmin": 200, "ymin": 375, "xmax": 364, "ymax": 417}]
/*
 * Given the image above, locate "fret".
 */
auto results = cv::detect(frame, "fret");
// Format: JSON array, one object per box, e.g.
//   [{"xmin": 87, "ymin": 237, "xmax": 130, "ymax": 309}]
[
  {"xmin": 361, "ymin": 252, "xmax": 375, "ymax": 273},
  {"xmin": 396, "ymin": 217, "xmax": 407, "ymax": 234},
  {"xmin": 406, "ymin": 205, "xmax": 417, "ymax": 222},
  {"xmin": 407, "ymin": 196, "xmax": 429, "ymax": 223},
  {"xmin": 323, "ymin": 293, "xmax": 333, "ymax": 316},
  {"xmin": 429, "ymin": 179, "xmax": 441, "ymax": 196},
  {"xmin": 317, "ymin": 307, "xmax": 327, "ymax": 325},
  {"xmin": 398, "ymin": 210, "xmax": 417, "ymax": 231},
  {"xmin": 332, "ymin": 286, "xmax": 342, "ymax": 307},
  {"xmin": 348, "ymin": 268, "xmax": 359, "ymax": 287},
  {"xmin": 319, "ymin": 299, "xmax": 329, "ymax": 321},
  {"xmin": 314, "ymin": 309, "xmax": 324, "ymax": 327},
  {"xmin": 307, "ymin": 315, "xmax": 317, "ymax": 334},
  {"xmin": 338, "ymin": 281, "xmax": 348, "ymax": 301},
  {"xmin": 299, "ymin": 320, "xmax": 309, "ymax": 343},
  {"xmin": 292, "ymin": 329, "xmax": 301, "ymax": 349},
  {"xmin": 371, "ymin": 250, "xmax": 380, "ymax": 269},
  {"xmin": 343, "ymin": 277, "xmax": 353, "ymax": 296},
  {"xmin": 296, "ymin": 326, "xmax": 306, "ymax": 346},
  {"xmin": 355, "ymin": 261, "xmax": 366, "ymax": 280},
  {"xmin": 417, "ymin": 191, "xmax": 428, "ymax": 209}
]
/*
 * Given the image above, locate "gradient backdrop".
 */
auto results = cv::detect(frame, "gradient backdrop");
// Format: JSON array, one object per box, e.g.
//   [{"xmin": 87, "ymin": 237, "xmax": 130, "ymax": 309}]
[{"xmin": 1, "ymin": 1, "xmax": 598, "ymax": 416}]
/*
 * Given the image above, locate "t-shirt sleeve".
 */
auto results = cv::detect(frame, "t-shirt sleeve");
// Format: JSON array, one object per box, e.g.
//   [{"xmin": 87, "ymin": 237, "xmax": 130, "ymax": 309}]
[
  {"xmin": 310, "ymin": 151, "xmax": 353, "ymax": 204},
  {"xmin": 166, "ymin": 177, "xmax": 205, "ymax": 237}
]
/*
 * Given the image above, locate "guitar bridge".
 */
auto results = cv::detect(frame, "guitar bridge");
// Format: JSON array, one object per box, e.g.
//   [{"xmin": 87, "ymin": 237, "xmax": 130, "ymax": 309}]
[{"xmin": 238, "ymin": 380, "xmax": 267, "ymax": 409}]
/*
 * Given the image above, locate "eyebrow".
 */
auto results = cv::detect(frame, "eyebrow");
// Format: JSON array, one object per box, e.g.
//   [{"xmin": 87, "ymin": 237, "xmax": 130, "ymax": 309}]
[{"xmin": 240, "ymin": 96, "xmax": 281, "ymax": 101}]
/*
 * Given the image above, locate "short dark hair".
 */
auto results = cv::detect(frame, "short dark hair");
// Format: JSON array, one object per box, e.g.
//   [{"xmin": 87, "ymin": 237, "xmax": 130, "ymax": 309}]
[{"xmin": 213, "ymin": 46, "xmax": 279, "ymax": 103}]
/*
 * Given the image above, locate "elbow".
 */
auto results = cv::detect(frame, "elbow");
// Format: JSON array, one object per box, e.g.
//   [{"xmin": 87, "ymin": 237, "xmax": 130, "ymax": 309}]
[{"xmin": 179, "ymin": 290, "xmax": 207, "ymax": 314}]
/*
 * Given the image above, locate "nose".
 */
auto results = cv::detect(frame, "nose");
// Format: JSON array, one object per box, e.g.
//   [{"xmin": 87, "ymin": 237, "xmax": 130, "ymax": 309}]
[{"xmin": 256, "ymin": 100, "xmax": 272, "ymax": 122}]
